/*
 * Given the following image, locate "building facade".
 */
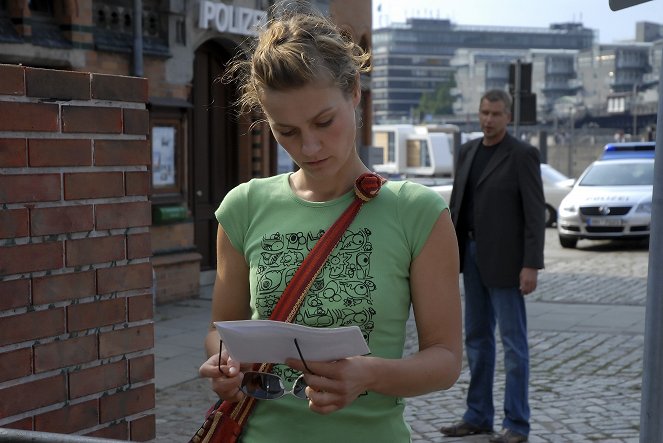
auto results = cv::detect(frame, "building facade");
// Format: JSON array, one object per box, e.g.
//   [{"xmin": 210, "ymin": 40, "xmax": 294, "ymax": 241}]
[
  {"xmin": 577, "ymin": 42, "xmax": 653, "ymax": 132},
  {"xmin": 372, "ymin": 18, "xmax": 594, "ymax": 123},
  {"xmin": 0, "ymin": 0, "xmax": 372, "ymax": 303}
]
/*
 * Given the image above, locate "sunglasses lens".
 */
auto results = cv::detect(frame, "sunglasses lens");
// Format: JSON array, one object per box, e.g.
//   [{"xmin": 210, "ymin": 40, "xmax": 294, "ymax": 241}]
[
  {"xmin": 292, "ymin": 374, "xmax": 309, "ymax": 400},
  {"xmin": 241, "ymin": 372, "xmax": 285, "ymax": 400}
]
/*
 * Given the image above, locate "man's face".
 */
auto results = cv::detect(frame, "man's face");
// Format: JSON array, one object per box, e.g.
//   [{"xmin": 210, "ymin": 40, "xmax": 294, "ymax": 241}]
[{"xmin": 479, "ymin": 98, "xmax": 511, "ymax": 145}]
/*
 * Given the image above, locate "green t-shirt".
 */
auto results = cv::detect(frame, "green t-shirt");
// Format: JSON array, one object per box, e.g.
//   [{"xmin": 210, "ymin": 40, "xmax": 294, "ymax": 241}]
[{"xmin": 215, "ymin": 174, "xmax": 447, "ymax": 443}]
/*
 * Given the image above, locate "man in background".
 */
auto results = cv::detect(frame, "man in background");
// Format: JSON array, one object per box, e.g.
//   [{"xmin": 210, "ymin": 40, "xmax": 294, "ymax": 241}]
[{"xmin": 440, "ymin": 89, "xmax": 545, "ymax": 443}]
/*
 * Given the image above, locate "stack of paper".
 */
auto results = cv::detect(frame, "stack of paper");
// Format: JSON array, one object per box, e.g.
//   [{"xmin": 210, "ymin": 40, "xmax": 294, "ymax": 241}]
[{"xmin": 214, "ymin": 320, "xmax": 370, "ymax": 364}]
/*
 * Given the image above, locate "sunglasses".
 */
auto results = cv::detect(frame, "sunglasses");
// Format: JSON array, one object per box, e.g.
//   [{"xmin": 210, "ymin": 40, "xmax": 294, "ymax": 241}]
[{"xmin": 219, "ymin": 338, "xmax": 314, "ymax": 400}]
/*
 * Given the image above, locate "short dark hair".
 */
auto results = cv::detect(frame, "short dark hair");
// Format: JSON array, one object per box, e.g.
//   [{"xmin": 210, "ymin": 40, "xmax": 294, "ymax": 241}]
[{"xmin": 480, "ymin": 89, "xmax": 512, "ymax": 113}]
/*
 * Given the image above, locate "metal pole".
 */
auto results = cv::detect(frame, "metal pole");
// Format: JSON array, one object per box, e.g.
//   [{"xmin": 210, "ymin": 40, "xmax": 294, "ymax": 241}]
[
  {"xmin": 633, "ymin": 82, "xmax": 638, "ymax": 139},
  {"xmin": 568, "ymin": 107, "xmax": 574, "ymax": 176},
  {"xmin": 0, "ymin": 429, "xmax": 125, "ymax": 442},
  {"xmin": 640, "ymin": 46, "xmax": 663, "ymax": 443},
  {"xmin": 513, "ymin": 59, "xmax": 521, "ymax": 139},
  {"xmin": 133, "ymin": 0, "xmax": 144, "ymax": 77}
]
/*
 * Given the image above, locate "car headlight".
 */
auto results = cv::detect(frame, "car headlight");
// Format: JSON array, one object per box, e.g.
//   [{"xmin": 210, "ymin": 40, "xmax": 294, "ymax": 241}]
[
  {"xmin": 635, "ymin": 201, "xmax": 652, "ymax": 213},
  {"xmin": 559, "ymin": 202, "xmax": 577, "ymax": 215}
]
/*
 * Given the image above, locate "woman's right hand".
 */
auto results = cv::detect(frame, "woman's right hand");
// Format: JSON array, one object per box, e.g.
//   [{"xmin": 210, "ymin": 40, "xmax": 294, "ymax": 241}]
[{"xmin": 199, "ymin": 349, "xmax": 246, "ymax": 403}]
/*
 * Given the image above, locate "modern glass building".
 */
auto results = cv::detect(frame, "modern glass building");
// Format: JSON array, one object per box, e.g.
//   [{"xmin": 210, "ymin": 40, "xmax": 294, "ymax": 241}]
[{"xmin": 372, "ymin": 18, "xmax": 595, "ymax": 122}]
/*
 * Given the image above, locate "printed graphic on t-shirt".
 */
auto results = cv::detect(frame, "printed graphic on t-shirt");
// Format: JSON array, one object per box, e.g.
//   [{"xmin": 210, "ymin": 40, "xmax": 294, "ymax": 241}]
[{"xmin": 256, "ymin": 227, "xmax": 376, "ymax": 382}]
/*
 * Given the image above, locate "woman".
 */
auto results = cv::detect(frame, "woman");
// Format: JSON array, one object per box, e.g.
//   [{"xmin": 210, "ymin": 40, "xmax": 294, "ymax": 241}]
[{"xmin": 198, "ymin": 2, "xmax": 462, "ymax": 442}]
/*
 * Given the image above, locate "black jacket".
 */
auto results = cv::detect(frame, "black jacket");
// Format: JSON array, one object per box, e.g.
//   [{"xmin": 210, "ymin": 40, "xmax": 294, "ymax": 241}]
[{"xmin": 449, "ymin": 132, "xmax": 545, "ymax": 287}]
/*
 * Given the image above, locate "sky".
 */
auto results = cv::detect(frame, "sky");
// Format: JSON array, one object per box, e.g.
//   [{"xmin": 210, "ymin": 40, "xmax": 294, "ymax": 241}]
[{"xmin": 372, "ymin": 0, "xmax": 663, "ymax": 44}]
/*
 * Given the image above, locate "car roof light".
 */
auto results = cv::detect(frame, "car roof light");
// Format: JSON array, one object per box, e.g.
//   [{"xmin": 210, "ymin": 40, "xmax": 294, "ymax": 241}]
[{"xmin": 600, "ymin": 142, "xmax": 655, "ymax": 160}]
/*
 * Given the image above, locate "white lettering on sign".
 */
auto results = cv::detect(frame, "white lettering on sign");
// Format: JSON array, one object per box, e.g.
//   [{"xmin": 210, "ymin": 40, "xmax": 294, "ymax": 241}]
[{"xmin": 198, "ymin": 1, "xmax": 267, "ymax": 36}]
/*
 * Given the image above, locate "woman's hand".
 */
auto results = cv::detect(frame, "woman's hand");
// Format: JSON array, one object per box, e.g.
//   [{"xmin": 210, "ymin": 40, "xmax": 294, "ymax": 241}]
[
  {"xmin": 199, "ymin": 348, "xmax": 247, "ymax": 403},
  {"xmin": 285, "ymin": 356, "xmax": 375, "ymax": 415}
]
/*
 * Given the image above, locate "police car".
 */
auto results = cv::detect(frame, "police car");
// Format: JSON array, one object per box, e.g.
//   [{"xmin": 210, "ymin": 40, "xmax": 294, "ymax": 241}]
[{"xmin": 556, "ymin": 142, "xmax": 655, "ymax": 248}]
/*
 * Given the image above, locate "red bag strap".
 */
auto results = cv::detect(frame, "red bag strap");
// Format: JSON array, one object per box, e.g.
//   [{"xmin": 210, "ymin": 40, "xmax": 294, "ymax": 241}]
[{"xmin": 230, "ymin": 172, "xmax": 385, "ymax": 428}]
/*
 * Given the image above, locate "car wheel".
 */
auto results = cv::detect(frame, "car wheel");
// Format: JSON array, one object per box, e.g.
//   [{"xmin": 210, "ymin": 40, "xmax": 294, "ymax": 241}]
[
  {"xmin": 545, "ymin": 204, "xmax": 556, "ymax": 227},
  {"xmin": 559, "ymin": 235, "xmax": 578, "ymax": 249}
]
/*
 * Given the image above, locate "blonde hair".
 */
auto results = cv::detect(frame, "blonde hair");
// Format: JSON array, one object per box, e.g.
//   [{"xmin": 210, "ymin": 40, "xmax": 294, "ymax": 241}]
[{"xmin": 225, "ymin": 0, "xmax": 371, "ymax": 115}]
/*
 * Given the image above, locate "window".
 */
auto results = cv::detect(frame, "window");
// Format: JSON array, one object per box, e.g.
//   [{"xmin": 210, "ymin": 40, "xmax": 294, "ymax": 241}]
[
  {"xmin": 150, "ymin": 111, "xmax": 186, "ymax": 203},
  {"xmin": 406, "ymin": 140, "xmax": 430, "ymax": 167},
  {"xmin": 29, "ymin": 0, "xmax": 53, "ymax": 15}
]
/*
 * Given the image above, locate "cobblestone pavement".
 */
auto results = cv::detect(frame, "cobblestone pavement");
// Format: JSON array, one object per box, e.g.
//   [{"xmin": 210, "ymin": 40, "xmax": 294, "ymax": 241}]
[{"xmin": 155, "ymin": 229, "xmax": 649, "ymax": 442}]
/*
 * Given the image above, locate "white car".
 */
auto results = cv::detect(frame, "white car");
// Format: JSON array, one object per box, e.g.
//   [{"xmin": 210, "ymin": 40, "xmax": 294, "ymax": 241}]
[
  {"xmin": 557, "ymin": 158, "xmax": 654, "ymax": 248},
  {"xmin": 541, "ymin": 163, "xmax": 574, "ymax": 227},
  {"xmin": 428, "ymin": 164, "xmax": 573, "ymax": 227},
  {"xmin": 428, "ymin": 181, "xmax": 453, "ymax": 204}
]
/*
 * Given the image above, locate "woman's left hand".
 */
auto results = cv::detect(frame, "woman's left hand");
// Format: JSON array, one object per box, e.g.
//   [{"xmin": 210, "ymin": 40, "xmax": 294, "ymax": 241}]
[{"xmin": 285, "ymin": 356, "xmax": 374, "ymax": 415}]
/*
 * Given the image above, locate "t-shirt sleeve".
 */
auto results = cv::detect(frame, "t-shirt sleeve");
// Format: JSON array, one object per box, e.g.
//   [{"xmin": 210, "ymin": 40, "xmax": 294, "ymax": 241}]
[
  {"xmin": 398, "ymin": 181, "xmax": 448, "ymax": 258},
  {"xmin": 214, "ymin": 182, "xmax": 250, "ymax": 253}
]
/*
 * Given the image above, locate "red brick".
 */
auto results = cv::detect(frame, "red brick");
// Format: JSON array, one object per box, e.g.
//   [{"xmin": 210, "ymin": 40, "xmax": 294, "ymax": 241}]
[
  {"xmin": 0, "ymin": 242, "xmax": 63, "ymax": 276},
  {"xmin": 33, "ymin": 270, "xmax": 96, "ymax": 305},
  {"xmin": 66, "ymin": 235, "xmax": 125, "ymax": 267},
  {"xmin": 125, "ymin": 171, "xmax": 151, "ymax": 196},
  {"xmin": 0, "ymin": 348, "xmax": 32, "ymax": 383},
  {"xmin": 97, "ymin": 262, "xmax": 152, "ymax": 294},
  {"xmin": 61, "ymin": 106, "xmax": 122, "ymax": 133},
  {"xmin": 123, "ymin": 108, "xmax": 149, "ymax": 135},
  {"xmin": 0, "ymin": 308, "xmax": 65, "ymax": 347},
  {"xmin": 69, "ymin": 360, "xmax": 127, "ymax": 399},
  {"xmin": 64, "ymin": 172, "xmax": 124, "ymax": 200},
  {"xmin": 99, "ymin": 384, "xmax": 155, "ymax": 423},
  {"xmin": 0, "ymin": 64, "xmax": 25, "ymax": 95},
  {"xmin": 96, "ymin": 201, "xmax": 151, "ymax": 231},
  {"xmin": 128, "ymin": 293, "xmax": 153, "ymax": 322},
  {"xmin": 0, "ymin": 279, "xmax": 30, "ymax": 310},
  {"xmin": 0, "ymin": 208, "xmax": 29, "ymax": 239},
  {"xmin": 0, "ymin": 174, "xmax": 60, "ymax": 204},
  {"xmin": 31, "ymin": 205, "xmax": 94, "ymax": 236},
  {"xmin": 0, "ymin": 138, "xmax": 27, "ymax": 167},
  {"xmin": 67, "ymin": 298, "xmax": 126, "ymax": 332},
  {"xmin": 130, "ymin": 414, "xmax": 156, "ymax": 442},
  {"xmin": 35, "ymin": 399, "xmax": 99, "ymax": 434},
  {"xmin": 95, "ymin": 139, "xmax": 150, "ymax": 166},
  {"xmin": 127, "ymin": 232, "xmax": 151, "ymax": 259},
  {"xmin": 28, "ymin": 139, "xmax": 93, "ymax": 167},
  {"xmin": 0, "ymin": 102, "xmax": 58, "ymax": 132},
  {"xmin": 99, "ymin": 324, "xmax": 154, "ymax": 358},
  {"xmin": 26, "ymin": 68, "xmax": 91, "ymax": 100},
  {"xmin": 91, "ymin": 74, "xmax": 148, "ymax": 103},
  {"xmin": 34, "ymin": 335, "xmax": 98, "ymax": 373},
  {"xmin": 129, "ymin": 354, "xmax": 154, "ymax": 384},
  {"xmin": 85, "ymin": 422, "xmax": 128, "ymax": 440},
  {"xmin": 0, "ymin": 374, "xmax": 66, "ymax": 417},
  {"xmin": 4, "ymin": 417, "xmax": 33, "ymax": 431}
]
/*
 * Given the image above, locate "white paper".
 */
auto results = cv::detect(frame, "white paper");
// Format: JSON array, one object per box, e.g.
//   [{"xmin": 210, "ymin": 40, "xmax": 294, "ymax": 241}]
[{"xmin": 214, "ymin": 320, "xmax": 370, "ymax": 364}]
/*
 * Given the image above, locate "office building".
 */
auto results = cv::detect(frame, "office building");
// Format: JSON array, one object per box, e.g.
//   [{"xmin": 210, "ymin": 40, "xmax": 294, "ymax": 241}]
[{"xmin": 372, "ymin": 18, "xmax": 594, "ymax": 122}]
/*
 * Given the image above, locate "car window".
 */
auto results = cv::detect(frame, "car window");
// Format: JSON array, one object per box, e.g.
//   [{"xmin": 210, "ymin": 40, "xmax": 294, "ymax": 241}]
[{"xmin": 579, "ymin": 162, "xmax": 654, "ymax": 186}]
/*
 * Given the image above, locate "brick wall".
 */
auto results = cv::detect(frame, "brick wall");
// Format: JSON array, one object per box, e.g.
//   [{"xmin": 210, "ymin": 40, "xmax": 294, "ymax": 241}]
[{"xmin": 0, "ymin": 64, "xmax": 155, "ymax": 441}]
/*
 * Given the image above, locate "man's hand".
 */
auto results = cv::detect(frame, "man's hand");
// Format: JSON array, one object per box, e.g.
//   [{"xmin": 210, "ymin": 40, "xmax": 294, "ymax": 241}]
[{"xmin": 519, "ymin": 267, "xmax": 538, "ymax": 295}]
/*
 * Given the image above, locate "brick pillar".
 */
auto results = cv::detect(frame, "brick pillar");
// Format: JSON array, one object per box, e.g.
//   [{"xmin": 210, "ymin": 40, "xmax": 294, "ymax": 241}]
[{"xmin": 0, "ymin": 64, "xmax": 155, "ymax": 441}]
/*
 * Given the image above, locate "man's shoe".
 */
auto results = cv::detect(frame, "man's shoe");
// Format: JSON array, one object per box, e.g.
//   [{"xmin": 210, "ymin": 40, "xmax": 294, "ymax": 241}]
[
  {"xmin": 440, "ymin": 420, "xmax": 493, "ymax": 437},
  {"xmin": 489, "ymin": 428, "xmax": 528, "ymax": 443}
]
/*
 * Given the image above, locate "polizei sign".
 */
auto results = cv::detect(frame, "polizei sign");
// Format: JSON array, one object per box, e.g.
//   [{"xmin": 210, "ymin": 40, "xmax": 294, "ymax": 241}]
[{"xmin": 198, "ymin": 1, "xmax": 267, "ymax": 36}]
